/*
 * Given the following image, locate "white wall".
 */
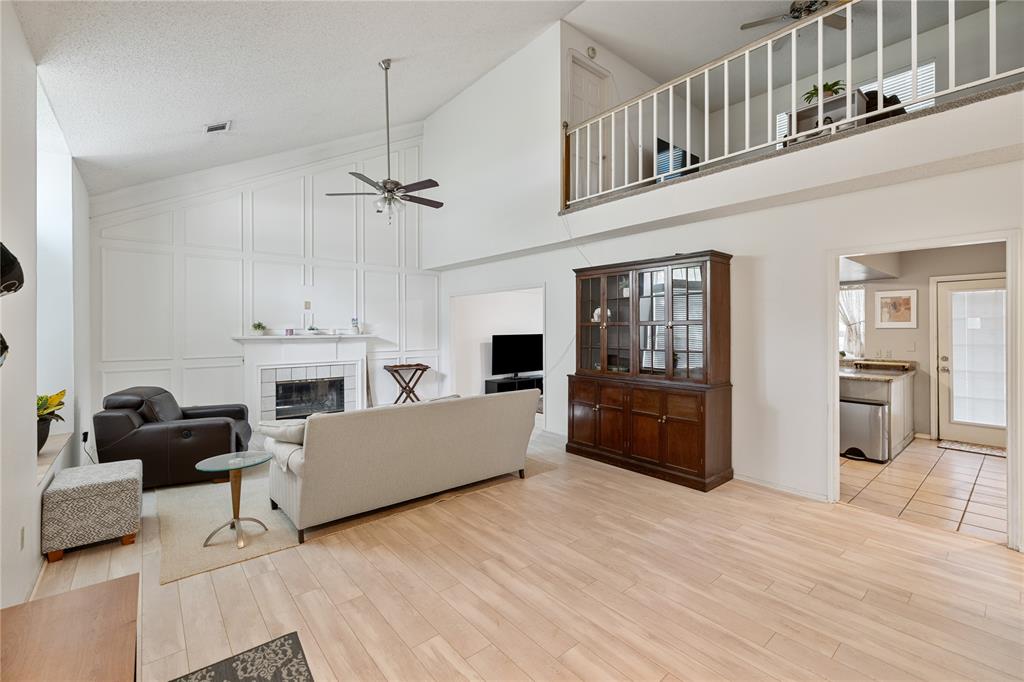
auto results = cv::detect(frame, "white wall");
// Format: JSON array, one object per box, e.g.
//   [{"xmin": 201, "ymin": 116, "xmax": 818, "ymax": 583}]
[
  {"xmin": 450, "ymin": 288, "xmax": 543, "ymax": 396},
  {"xmin": 1, "ymin": 1, "xmax": 42, "ymax": 606},
  {"xmin": 89, "ymin": 128, "xmax": 441, "ymax": 414},
  {"xmin": 36, "ymin": 150, "xmax": 75, "ymax": 434},
  {"xmin": 72, "ymin": 163, "xmax": 91, "ymax": 464},
  {"xmin": 439, "ymin": 160, "xmax": 1022, "ymax": 501},
  {"xmin": 853, "ymin": 241, "xmax": 1007, "ymax": 434}
]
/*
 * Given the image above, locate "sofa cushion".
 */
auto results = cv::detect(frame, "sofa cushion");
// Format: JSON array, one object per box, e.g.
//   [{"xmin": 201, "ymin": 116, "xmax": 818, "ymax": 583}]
[
  {"xmin": 260, "ymin": 419, "xmax": 306, "ymax": 444},
  {"xmin": 428, "ymin": 394, "xmax": 461, "ymax": 402},
  {"xmin": 264, "ymin": 436, "xmax": 304, "ymax": 477}
]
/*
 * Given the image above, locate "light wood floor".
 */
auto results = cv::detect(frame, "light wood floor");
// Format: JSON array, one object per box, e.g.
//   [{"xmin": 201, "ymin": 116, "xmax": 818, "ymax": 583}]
[
  {"xmin": 841, "ymin": 438, "xmax": 1009, "ymax": 545},
  {"xmin": 33, "ymin": 428, "xmax": 1024, "ymax": 681}
]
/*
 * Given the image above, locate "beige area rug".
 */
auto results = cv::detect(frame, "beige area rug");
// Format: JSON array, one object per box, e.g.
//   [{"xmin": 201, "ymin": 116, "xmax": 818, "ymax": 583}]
[
  {"xmin": 156, "ymin": 463, "xmax": 298, "ymax": 584},
  {"xmin": 939, "ymin": 440, "xmax": 1007, "ymax": 457}
]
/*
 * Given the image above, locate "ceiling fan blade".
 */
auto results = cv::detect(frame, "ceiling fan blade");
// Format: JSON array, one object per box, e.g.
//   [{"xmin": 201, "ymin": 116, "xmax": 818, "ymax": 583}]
[
  {"xmin": 823, "ymin": 13, "xmax": 846, "ymax": 30},
  {"xmin": 325, "ymin": 192, "xmax": 378, "ymax": 196},
  {"xmin": 740, "ymin": 15, "xmax": 791, "ymax": 30},
  {"xmin": 402, "ymin": 194, "xmax": 444, "ymax": 209},
  {"xmin": 349, "ymin": 171, "xmax": 383, "ymax": 191},
  {"xmin": 398, "ymin": 178, "xmax": 440, "ymax": 193}
]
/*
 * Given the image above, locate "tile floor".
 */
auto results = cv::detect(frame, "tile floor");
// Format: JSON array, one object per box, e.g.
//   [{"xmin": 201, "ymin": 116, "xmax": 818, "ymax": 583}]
[{"xmin": 840, "ymin": 438, "xmax": 1008, "ymax": 545}]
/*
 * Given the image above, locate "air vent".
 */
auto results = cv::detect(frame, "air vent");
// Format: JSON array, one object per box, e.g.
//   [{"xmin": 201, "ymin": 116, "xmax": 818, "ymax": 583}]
[{"xmin": 205, "ymin": 121, "xmax": 232, "ymax": 133}]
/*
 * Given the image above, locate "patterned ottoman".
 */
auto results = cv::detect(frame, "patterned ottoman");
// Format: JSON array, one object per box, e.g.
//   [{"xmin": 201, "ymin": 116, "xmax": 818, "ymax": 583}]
[{"xmin": 41, "ymin": 460, "xmax": 142, "ymax": 562}]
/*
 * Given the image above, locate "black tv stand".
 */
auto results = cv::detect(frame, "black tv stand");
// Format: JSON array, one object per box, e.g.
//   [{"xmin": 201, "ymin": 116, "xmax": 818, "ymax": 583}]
[{"xmin": 484, "ymin": 375, "xmax": 543, "ymax": 395}]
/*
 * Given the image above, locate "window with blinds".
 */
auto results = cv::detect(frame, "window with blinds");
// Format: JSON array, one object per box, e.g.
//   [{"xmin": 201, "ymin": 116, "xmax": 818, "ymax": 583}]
[{"xmin": 776, "ymin": 61, "xmax": 937, "ymax": 140}]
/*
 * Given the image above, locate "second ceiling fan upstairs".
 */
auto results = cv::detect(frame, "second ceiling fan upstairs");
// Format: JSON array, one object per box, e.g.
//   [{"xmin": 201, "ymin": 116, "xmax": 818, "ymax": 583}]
[
  {"xmin": 326, "ymin": 58, "xmax": 444, "ymax": 218},
  {"xmin": 740, "ymin": 1, "xmax": 846, "ymax": 32}
]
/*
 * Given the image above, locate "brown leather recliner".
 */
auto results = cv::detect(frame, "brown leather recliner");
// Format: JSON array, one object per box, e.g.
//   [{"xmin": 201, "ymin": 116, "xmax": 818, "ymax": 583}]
[{"xmin": 93, "ymin": 386, "xmax": 252, "ymax": 488}]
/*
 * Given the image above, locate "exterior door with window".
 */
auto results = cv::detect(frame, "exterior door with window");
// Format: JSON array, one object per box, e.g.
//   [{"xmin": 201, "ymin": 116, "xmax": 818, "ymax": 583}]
[{"xmin": 937, "ymin": 278, "xmax": 1007, "ymax": 447}]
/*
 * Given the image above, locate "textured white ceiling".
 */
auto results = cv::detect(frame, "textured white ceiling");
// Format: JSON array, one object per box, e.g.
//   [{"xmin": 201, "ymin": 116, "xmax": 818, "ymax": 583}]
[{"xmin": 17, "ymin": 0, "xmax": 580, "ymax": 194}]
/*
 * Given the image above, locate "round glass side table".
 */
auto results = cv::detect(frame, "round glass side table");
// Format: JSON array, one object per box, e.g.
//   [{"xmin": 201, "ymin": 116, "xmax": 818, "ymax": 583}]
[{"xmin": 195, "ymin": 451, "xmax": 272, "ymax": 549}]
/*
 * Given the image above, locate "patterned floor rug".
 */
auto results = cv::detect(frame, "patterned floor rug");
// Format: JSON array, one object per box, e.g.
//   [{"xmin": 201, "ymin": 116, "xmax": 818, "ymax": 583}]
[
  {"xmin": 939, "ymin": 440, "xmax": 1006, "ymax": 457},
  {"xmin": 172, "ymin": 632, "xmax": 312, "ymax": 682}
]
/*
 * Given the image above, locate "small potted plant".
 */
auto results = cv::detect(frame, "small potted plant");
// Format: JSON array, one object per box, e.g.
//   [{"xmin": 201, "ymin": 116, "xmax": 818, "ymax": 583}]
[
  {"xmin": 37, "ymin": 390, "xmax": 66, "ymax": 452},
  {"xmin": 306, "ymin": 325, "xmax": 321, "ymax": 335},
  {"xmin": 251, "ymin": 321, "xmax": 267, "ymax": 336},
  {"xmin": 803, "ymin": 79, "xmax": 845, "ymax": 104}
]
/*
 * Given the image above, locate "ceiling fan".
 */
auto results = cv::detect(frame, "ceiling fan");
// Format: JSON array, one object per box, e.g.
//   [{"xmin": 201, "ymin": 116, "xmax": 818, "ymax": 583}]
[
  {"xmin": 740, "ymin": 1, "xmax": 846, "ymax": 32},
  {"xmin": 326, "ymin": 58, "xmax": 443, "ymax": 221}
]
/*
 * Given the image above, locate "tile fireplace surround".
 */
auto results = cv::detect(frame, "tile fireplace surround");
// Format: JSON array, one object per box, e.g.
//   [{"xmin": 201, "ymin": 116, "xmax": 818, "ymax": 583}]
[
  {"xmin": 260, "ymin": 364, "xmax": 357, "ymax": 421},
  {"xmin": 233, "ymin": 335, "xmax": 369, "ymax": 428}
]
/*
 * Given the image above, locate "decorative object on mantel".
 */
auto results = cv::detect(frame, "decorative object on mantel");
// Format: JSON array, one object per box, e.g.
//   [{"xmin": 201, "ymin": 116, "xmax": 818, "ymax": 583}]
[
  {"xmin": 284, "ymin": 328, "xmax": 294, "ymax": 336},
  {"xmin": 36, "ymin": 389, "xmax": 66, "ymax": 453},
  {"xmin": 875, "ymin": 289, "xmax": 918, "ymax": 329},
  {"xmin": 324, "ymin": 59, "xmax": 444, "ymax": 223},
  {"xmin": 171, "ymin": 632, "xmax": 313, "ymax": 682},
  {"xmin": 350, "ymin": 317, "xmax": 361, "ymax": 334},
  {"xmin": 251, "ymin": 321, "xmax": 267, "ymax": 336},
  {"xmin": 383, "ymin": 363, "xmax": 430, "ymax": 404}
]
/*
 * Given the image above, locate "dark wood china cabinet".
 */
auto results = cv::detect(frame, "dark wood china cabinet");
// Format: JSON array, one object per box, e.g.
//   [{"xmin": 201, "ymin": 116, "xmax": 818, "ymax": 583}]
[{"xmin": 567, "ymin": 251, "xmax": 732, "ymax": 491}]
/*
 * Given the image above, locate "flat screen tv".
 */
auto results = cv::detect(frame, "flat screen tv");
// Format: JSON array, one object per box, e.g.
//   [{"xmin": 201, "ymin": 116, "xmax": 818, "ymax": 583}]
[{"xmin": 491, "ymin": 334, "xmax": 543, "ymax": 377}]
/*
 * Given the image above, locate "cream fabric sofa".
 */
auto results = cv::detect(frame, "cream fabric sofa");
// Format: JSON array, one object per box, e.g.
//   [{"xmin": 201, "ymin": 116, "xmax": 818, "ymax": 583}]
[{"xmin": 262, "ymin": 390, "xmax": 539, "ymax": 541}]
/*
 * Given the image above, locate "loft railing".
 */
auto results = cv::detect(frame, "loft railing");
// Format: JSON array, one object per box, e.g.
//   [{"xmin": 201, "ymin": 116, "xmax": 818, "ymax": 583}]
[{"xmin": 562, "ymin": 0, "xmax": 1023, "ymax": 208}]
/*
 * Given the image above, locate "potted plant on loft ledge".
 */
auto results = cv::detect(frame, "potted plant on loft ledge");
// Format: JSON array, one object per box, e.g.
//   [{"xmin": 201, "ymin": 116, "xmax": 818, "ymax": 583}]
[
  {"xmin": 803, "ymin": 79, "xmax": 845, "ymax": 104},
  {"xmin": 37, "ymin": 389, "xmax": 66, "ymax": 453}
]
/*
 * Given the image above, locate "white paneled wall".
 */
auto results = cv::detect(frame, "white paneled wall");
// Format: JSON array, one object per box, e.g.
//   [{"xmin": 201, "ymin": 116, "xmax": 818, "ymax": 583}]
[{"xmin": 90, "ymin": 136, "xmax": 440, "ymax": 412}]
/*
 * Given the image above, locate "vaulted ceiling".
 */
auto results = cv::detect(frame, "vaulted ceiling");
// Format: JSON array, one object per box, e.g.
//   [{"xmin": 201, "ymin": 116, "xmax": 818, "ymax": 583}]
[{"xmin": 17, "ymin": 0, "xmax": 580, "ymax": 194}]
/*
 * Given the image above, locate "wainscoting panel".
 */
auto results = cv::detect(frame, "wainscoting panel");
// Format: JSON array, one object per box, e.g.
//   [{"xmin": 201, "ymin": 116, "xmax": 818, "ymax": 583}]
[
  {"xmin": 310, "ymin": 266, "xmax": 357, "ymax": 330},
  {"xmin": 91, "ymin": 136, "xmax": 437, "ymax": 419},
  {"xmin": 102, "ymin": 367, "xmax": 174, "ymax": 397},
  {"xmin": 100, "ymin": 211, "xmax": 173, "ymax": 244},
  {"xmin": 404, "ymin": 353, "xmax": 440, "ymax": 399},
  {"xmin": 181, "ymin": 364, "xmax": 245, "ymax": 406},
  {"xmin": 363, "ymin": 270, "xmax": 400, "ymax": 352},
  {"xmin": 184, "ymin": 255, "xmax": 243, "ymax": 359},
  {"xmin": 368, "ymin": 355, "xmax": 402, "ymax": 405},
  {"xmin": 101, "ymin": 248, "xmax": 174, "ymax": 361},
  {"xmin": 252, "ymin": 261, "xmax": 305, "ymax": 329},
  {"xmin": 252, "ymin": 176, "xmax": 304, "ymax": 257},
  {"xmin": 361, "ymin": 152, "xmax": 400, "ymax": 267},
  {"xmin": 184, "ymin": 194, "xmax": 243, "ymax": 251},
  {"xmin": 404, "ymin": 273, "xmax": 439, "ymax": 352},
  {"xmin": 311, "ymin": 163, "xmax": 358, "ymax": 263}
]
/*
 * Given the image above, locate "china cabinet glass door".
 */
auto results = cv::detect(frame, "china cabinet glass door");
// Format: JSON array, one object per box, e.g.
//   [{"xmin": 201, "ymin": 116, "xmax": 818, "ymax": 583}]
[
  {"xmin": 637, "ymin": 269, "xmax": 668, "ymax": 375},
  {"xmin": 579, "ymin": 276, "xmax": 603, "ymax": 372},
  {"xmin": 669, "ymin": 264, "xmax": 705, "ymax": 381},
  {"xmin": 604, "ymin": 273, "xmax": 631, "ymax": 373}
]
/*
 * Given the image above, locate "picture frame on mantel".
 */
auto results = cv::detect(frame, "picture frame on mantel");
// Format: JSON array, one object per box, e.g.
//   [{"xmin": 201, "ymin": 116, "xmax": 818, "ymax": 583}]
[{"xmin": 875, "ymin": 289, "xmax": 918, "ymax": 329}]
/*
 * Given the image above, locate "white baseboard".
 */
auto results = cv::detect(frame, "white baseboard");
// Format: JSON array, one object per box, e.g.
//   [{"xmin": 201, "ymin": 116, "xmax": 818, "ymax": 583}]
[{"xmin": 732, "ymin": 473, "xmax": 830, "ymax": 502}]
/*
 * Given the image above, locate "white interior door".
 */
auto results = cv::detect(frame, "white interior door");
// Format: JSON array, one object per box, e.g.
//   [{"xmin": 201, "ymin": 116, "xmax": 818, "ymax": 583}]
[
  {"xmin": 570, "ymin": 59, "xmax": 608, "ymax": 195},
  {"xmin": 937, "ymin": 278, "xmax": 1007, "ymax": 447}
]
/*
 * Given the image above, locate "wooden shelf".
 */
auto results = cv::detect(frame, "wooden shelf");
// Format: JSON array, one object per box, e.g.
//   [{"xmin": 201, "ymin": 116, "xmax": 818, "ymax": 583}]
[{"xmin": 36, "ymin": 431, "xmax": 72, "ymax": 486}]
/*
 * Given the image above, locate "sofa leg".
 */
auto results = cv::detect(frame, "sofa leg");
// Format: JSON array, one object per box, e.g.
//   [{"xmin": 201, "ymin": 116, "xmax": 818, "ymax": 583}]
[
  {"xmin": 297, "ymin": 529, "xmax": 305, "ymax": 544},
  {"xmin": 121, "ymin": 533, "xmax": 137, "ymax": 546},
  {"xmin": 518, "ymin": 468, "xmax": 525, "ymax": 479},
  {"xmin": 46, "ymin": 550, "xmax": 64, "ymax": 562},
  {"xmin": 270, "ymin": 498, "xmax": 278, "ymax": 510}
]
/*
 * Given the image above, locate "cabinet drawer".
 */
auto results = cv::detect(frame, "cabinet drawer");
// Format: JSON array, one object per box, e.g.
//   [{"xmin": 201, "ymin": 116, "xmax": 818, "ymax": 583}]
[
  {"xmin": 598, "ymin": 384, "xmax": 627, "ymax": 408},
  {"xmin": 570, "ymin": 378, "xmax": 598, "ymax": 404},
  {"xmin": 631, "ymin": 388, "xmax": 662, "ymax": 414},
  {"xmin": 665, "ymin": 391, "xmax": 702, "ymax": 421}
]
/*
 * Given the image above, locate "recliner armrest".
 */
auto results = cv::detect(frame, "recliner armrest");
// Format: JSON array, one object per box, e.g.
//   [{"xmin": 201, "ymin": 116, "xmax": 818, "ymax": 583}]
[
  {"xmin": 181, "ymin": 403, "xmax": 249, "ymax": 422},
  {"xmin": 93, "ymin": 409, "xmax": 145, "ymax": 449}
]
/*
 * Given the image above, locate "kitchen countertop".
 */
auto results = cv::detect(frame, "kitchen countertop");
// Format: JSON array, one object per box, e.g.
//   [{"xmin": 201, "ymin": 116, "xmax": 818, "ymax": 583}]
[{"xmin": 839, "ymin": 360, "xmax": 916, "ymax": 383}]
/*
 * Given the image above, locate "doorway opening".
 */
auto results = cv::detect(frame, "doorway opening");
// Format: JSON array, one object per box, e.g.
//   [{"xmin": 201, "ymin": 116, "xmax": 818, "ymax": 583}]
[
  {"xmin": 449, "ymin": 287, "xmax": 545, "ymax": 423},
  {"xmin": 834, "ymin": 241, "xmax": 1011, "ymax": 546}
]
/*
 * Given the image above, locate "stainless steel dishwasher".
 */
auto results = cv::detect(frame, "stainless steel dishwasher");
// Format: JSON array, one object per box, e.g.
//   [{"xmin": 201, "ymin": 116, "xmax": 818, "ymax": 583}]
[{"xmin": 839, "ymin": 399, "xmax": 890, "ymax": 462}]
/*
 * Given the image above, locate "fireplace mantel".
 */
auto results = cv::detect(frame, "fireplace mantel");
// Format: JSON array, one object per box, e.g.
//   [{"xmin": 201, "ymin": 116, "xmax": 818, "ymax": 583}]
[
  {"xmin": 232, "ymin": 334, "xmax": 374, "ymax": 342},
  {"xmin": 235, "ymin": 334, "xmax": 370, "ymax": 427}
]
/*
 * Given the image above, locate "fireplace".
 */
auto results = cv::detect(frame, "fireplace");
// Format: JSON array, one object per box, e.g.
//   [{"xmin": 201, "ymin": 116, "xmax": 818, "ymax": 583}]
[{"xmin": 275, "ymin": 377, "xmax": 345, "ymax": 419}]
